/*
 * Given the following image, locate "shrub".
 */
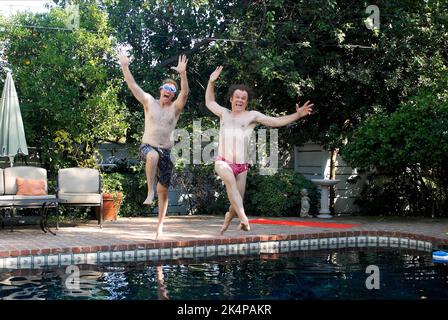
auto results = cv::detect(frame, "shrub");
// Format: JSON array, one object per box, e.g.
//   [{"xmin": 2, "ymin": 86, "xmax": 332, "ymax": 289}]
[
  {"xmin": 342, "ymin": 88, "xmax": 448, "ymax": 216},
  {"xmin": 245, "ymin": 169, "xmax": 319, "ymax": 216},
  {"xmin": 101, "ymin": 166, "xmax": 149, "ymax": 217},
  {"xmin": 172, "ymin": 164, "xmax": 228, "ymax": 215}
]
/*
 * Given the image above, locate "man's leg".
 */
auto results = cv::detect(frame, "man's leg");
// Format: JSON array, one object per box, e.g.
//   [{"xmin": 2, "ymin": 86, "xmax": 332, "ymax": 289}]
[
  {"xmin": 221, "ymin": 171, "xmax": 247, "ymax": 234},
  {"xmin": 155, "ymin": 182, "xmax": 169, "ymax": 239},
  {"xmin": 215, "ymin": 161, "xmax": 250, "ymax": 231},
  {"xmin": 144, "ymin": 150, "xmax": 159, "ymax": 205}
]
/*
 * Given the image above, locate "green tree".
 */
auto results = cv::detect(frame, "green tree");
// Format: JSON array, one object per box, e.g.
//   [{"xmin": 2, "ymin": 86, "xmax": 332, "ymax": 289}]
[
  {"xmin": 101, "ymin": 0, "xmax": 447, "ymax": 150},
  {"xmin": 342, "ymin": 80, "xmax": 448, "ymax": 216},
  {"xmin": 0, "ymin": 2, "xmax": 128, "ymax": 170}
]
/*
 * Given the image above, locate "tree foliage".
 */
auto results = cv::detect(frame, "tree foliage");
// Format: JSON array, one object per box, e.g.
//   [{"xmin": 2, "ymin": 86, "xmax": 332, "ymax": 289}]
[
  {"xmin": 342, "ymin": 80, "xmax": 448, "ymax": 215},
  {"xmin": 102, "ymin": 0, "xmax": 447, "ymax": 151},
  {"xmin": 0, "ymin": 2, "xmax": 128, "ymax": 169}
]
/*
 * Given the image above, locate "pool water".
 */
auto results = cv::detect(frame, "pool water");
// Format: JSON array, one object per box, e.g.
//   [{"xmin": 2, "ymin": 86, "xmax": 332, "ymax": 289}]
[{"xmin": 0, "ymin": 250, "xmax": 447, "ymax": 300}]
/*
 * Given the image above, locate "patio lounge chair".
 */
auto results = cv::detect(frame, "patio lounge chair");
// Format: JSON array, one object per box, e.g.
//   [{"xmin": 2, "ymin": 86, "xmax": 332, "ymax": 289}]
[
  {"xmin": 0, "ymin": 168, "xmax": 13, "ymax": 228},
  {"xmin": 57, "ymin": 167, "xmax": 103, "ymax": 229},
  {"xmin": 1, "ymin": 166, "xmax": 58, "ymax": 234},
  {"xmin": 0, "ymin": 168, "xmax": 14, "ymax": 207}
]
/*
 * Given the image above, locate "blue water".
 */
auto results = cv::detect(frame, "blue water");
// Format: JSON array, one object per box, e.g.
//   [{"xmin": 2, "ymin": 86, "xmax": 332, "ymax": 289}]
[{"xmin": 0, "ymin": 250, "xmax": 447, "ymax": 300}]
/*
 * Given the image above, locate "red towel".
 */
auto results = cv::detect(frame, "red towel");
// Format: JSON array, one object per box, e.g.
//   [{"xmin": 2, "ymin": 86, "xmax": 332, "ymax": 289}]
[{"xmin": 249, "ymin": 218, "xmax": 360, "ymax": 229}]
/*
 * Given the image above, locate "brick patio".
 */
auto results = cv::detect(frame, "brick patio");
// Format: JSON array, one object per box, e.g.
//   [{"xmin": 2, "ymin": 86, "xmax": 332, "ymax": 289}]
[{"xmin": 1, "ymin": 215, "xmax": 447, "ymax": 260}]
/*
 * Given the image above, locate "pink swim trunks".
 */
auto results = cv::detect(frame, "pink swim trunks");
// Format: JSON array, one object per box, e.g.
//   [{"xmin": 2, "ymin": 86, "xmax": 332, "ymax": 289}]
[{"xmin": 215, "ymin": 156, "xmax": 249, "ymax": 177}]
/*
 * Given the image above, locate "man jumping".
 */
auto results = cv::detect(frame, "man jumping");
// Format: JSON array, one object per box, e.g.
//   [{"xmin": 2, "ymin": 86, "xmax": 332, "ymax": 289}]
[
  {"xmin": 118, "ymin": 51, "xmax": 189, "ymax": 239},
  {"xmin": 205, "ymin": 66, "xmax": 313, "ymax": 234}
]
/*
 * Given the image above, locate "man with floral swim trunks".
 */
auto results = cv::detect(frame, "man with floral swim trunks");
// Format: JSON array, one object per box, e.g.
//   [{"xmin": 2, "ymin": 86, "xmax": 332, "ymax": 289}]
[
  {"xmin": 205, "ymin": 66, "xmax": 314, "ymax": 234},
  {"xmin": 118, "ymin": 51, "xmax": 189, "ymax": 239}
]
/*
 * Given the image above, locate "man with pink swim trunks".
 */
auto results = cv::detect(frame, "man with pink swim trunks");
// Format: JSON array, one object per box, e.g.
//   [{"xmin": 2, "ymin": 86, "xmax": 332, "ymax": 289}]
[
  {"xmin": 214, "ymin": 156, "xmax": 249, "ymax": 177},
  {"xmin": 205, "ymin": 66, "xmax": 314, "ymax": 234}
]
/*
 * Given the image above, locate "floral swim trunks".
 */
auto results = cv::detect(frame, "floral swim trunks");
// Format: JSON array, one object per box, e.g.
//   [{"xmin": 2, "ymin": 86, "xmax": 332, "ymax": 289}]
[{"xmin": 139, "ymin": 144, "xmax": 173, "ymax": 188}]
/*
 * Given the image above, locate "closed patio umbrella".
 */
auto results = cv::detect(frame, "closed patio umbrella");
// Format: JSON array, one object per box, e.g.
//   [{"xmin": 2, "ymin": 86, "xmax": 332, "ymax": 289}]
[{"xmin": 0, "ymin": 72, "xmax": 28, "ymax": 166}]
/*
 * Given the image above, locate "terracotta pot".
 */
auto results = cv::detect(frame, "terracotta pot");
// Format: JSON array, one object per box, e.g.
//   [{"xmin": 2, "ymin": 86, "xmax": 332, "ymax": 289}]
[{"xmin": 95, "ymin": 192, "xmax": 122, "ymax": 221}]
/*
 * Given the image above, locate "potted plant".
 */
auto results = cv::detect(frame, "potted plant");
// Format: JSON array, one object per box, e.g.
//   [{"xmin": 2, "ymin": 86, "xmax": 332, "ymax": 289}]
[{"xmin": 96, "ymin": 173, "xmax": 124, "ymax": 221}]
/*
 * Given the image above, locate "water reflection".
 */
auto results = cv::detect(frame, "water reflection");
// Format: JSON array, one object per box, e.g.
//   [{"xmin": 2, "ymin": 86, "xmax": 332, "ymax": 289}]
[
  {"xmin": 0, "ymin": 250, "xmax": 447, "ymax": 300},
  {"xmin": 156, "ymin": 265, "xmax": 168, "ymax": 300},
  {"xmin": 0, "ymin": 266, "xmax": 105, "ymax": 300}
]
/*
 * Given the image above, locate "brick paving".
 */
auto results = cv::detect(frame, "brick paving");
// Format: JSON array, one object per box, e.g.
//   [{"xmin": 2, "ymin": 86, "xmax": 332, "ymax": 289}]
[{"xmin": 0, "ymin": 215, "xmax": 447, "ymax": 258}]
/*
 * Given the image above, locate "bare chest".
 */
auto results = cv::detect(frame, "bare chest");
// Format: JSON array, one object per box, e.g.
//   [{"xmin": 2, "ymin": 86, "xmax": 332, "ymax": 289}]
[
  {"xmin": 221, "ymin": 113, "xmax": 254, "ymax": 131},
  {"xmin": 147, "ymin": 102, "xmax": 177, "ymax": 126}
]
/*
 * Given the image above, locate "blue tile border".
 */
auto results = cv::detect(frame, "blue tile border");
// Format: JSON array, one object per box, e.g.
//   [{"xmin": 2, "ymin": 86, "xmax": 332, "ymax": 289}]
[
  {"xmin": 0, "ymin": 236, "xmax": 437, "ymax": 270},
  {"xmin": 238, "ymin": 243, "xmax": 248, "ymax": 255},
  {"xmin": 195, "ymin": 246, "xmax": 206, "ymax": 258}
]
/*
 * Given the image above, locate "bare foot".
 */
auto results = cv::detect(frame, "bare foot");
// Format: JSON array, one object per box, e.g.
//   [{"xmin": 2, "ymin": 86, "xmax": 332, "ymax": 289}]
[
  {"xmin": 220, "ymin": 212, "xmax": 234, "ymax": 235},
  {"xmin": 155, "ymin": 223, "xmax": 163, "ymax": 240},
  {"xmin": 143, "ymin": 192, "xmax": 154, "ymax": 205},
  {"xmin": 237, "ymin": 218, "xmax": 251, "ymax": 232}
]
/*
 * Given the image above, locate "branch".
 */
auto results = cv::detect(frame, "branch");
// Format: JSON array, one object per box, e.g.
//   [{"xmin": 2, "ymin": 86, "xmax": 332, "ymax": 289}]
[
  {"xmin": 158, "ymin": 37, "xmax": 215, "ymax": 68},
  {"xmin": 158, "ymin": 22, "xmax": 229, "ymax": 68}
]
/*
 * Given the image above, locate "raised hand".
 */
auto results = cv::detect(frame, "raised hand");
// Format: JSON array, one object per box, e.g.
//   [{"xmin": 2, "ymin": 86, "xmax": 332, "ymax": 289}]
[
  {"xmin": 296, "ymin": 100, "xmax": 314, "ymax": 118},
  {"xmin": 209, "ymin": 66, "xmax": 223, "ymax": 82},
  {"xmin": 117, "ymin": 49, "xmax": 131, "ymax": 67},
  {"xmin": 171, "ymin": 54, "xmax": 188, "ymax": 73}
]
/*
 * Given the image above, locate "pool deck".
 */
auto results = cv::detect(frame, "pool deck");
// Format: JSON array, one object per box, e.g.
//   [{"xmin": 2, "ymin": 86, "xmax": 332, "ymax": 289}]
[{"xmin": 1, "ymin": 215, "xmax": 447, "ymax": 261}]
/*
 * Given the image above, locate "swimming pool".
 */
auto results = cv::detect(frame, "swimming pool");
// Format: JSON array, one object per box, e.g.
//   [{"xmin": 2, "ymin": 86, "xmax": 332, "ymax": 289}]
[{"xmin": 0, "ymin": 249, "xmax": 447, "ymax": 300}]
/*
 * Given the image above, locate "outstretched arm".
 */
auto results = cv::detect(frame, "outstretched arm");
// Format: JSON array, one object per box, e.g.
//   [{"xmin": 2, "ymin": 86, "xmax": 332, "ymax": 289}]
[
  {"xmin": 172, "ymin": 55, "xmax": 190, "ymax": 115},
  {"xmin": 117, "ymin": 51, "xmax": 152, "ymax": 107},
  {"xmin": 205, "ymin": 66, "xmax": 228, "ymax": 117},
  {"xmin": 253, "ymin": 101, "xmax": 314, "ymax": 127}
]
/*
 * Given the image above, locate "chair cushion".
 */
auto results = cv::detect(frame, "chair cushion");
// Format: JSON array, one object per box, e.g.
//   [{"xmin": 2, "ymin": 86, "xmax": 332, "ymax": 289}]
[
  {"xmin": 13, "ymin": 195, "xmax": 56, "ymax": 200},
  {"xmin": 0, "ymin": 168, "xmax": 4, "ymax": 195},
  {"xmin": 12, "ymin": 195, "xmax": 57, "ymax": 206},
  {"xmin": 0, "ymin": 195, "xmax": 14, "ymax": 206},
  {"xmin": 4, "ymin": 167, "xmax": 47, "ymax": 195},
  {"xmin": 58, "ymin": 168, "xmax": 100, "ymax": 193},
  {"xmin": 58, "ymin": 192, "xmax": 101, "ymax": 204},
  {"xmin": 16, "ymin": 177, "xmax": 47, "ymax": 196}
]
